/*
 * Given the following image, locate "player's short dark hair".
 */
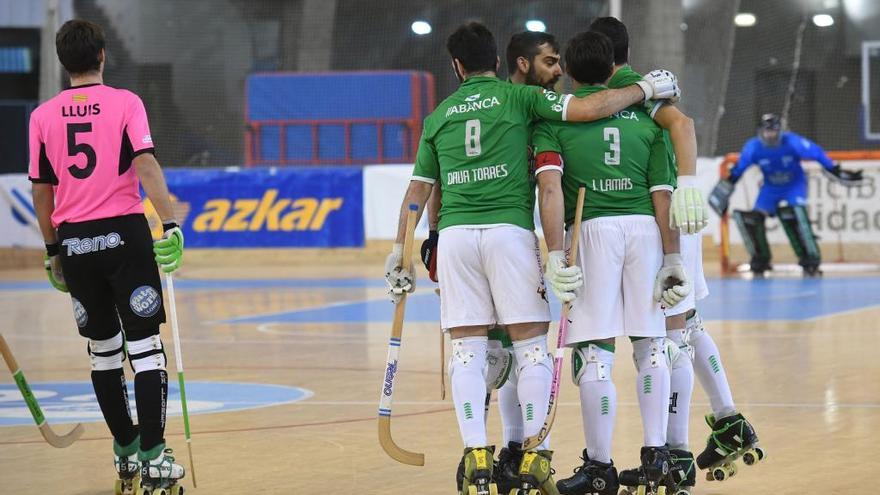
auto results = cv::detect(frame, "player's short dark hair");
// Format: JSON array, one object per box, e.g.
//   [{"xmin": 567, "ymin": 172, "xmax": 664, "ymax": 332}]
[
  {"xmin": 56, "ymin": 19, "xmax": 105, "ymax": 75},
  {"xmin": 565, "ymin": 31, "xmax": 614, "ymax": 85},
  {"xmin": 589, "ymin": 17, "xmax": 629, "ymax": 65},
  {"xmin": 447, "ymin": 22, "xmax": 498, "ymax": 74},
  {"xmin": 505, "ymin": 31, "xmax": 560, "ymax": 75}
]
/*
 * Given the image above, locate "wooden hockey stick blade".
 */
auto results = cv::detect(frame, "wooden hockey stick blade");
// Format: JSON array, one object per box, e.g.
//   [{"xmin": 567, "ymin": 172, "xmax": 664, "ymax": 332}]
[
  {"xmin": 39, "ymin": 421, "xmax": 85, "ymax": 448},
  {"xmin": 378, "ymin": 416, "xmax": 425, "ymax": 465}
]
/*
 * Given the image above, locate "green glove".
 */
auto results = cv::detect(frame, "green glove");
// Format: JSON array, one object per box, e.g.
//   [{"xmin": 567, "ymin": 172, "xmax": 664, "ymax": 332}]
[
  {"xmin": 153, "ymin": 222, "xmax": 184, "ymax": 273},
  {"xmin": 44, "ymin": 243, "xmax": 68, "ymax": 292}
]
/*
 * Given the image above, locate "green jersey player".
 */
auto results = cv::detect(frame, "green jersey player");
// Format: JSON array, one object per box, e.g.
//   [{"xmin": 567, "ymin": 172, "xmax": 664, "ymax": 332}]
[
  {"xmin": 530, "ymin": 31, "xmax": 690, "ymax": 495},
  {"xmin": 383, "ymin": 22, "xmax": 680, "ymax": 495},
  {"xmin": 592, "ymin": 17, "xmax": 764, "ymax": 491}
]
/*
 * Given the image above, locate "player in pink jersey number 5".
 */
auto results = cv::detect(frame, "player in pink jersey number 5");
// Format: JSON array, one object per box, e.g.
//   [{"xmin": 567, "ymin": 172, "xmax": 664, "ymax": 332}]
[{"xmin": 28, "ymin": 19, "xmax": 186, "ymax": 495}]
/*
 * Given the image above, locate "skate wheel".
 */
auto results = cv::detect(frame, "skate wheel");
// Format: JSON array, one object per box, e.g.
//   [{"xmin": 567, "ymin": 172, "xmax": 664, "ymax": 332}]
[
  {"xmin": 712, "ymin": 467, "xmax": 727, "ymax": 481},
  {"xmin": 729, "ymin": 462, "xmax": 738, "ymax": 477},
  {"xmin": 743, "ymin": 450, "xmax": 756, "ymax": 465},
  {"xmin": 170, "ymin": 486, "xmax": 184, "ymax": 495},
  {"xmin": 755, "ymin": 447, "xmax": 766, "ymax": 461},
  {"xmin": 675, "ymin": 490, "xmax": 690, "ymax": 495},
  {"xmin": 657, "ymin": 487, "xmax": 667, "ymax": 495},
  {"xmin": 467, "ymin": 486, "xmax": 478, "ymax": 495},
  {"xmin": 488, "ymin": 483, "xmax": 498, "ymax": 495},
  {"xmin": 636, "ymin": 485, "xmax": 647, "ymax": 495},
  {"xmin": 527, "ymin": 490, "xmax": 541, "ymax": 495},
  {"xmin": 115, "ymin": 479, "xmax": 124, "ymax": 495}
]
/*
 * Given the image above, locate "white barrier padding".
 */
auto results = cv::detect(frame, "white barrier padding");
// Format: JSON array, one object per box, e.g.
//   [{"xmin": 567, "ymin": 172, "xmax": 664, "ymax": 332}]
[{"xmin": 0, "ymin": 174, "xmax": 43, "ymax": 248}]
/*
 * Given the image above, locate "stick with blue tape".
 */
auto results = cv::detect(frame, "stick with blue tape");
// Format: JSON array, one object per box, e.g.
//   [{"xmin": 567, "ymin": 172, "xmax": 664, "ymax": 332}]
[{"xmin": 377, "ymin": 203, "xmax": 425, "ymax": 466}]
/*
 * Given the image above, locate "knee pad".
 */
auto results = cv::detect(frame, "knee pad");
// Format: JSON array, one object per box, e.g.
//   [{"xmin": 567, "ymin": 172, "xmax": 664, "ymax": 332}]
[
  {"xmin": 631, "ymin": 337, "xmax": 672, "ymax": 372},
  {"xmin": 665, "ymin": 330, "xmax": 693, "ymax": 368},
  {"xmin": 512, "ymin": 335, "xmax": 552, "ymax": 377},
  {"xmin": 684, "ymin": 312, "xmax": 705, "ymax": 346},
  {"xmin": 88, "ymin": 332, "xmax": 125, "ymax": 371},
  {"xmin": 486, "ymin": 340, "xmax": 514, "ymax": 390},
  {"xmin": 449, "ymin": 336, "xmax": 488, "ymax": 380},
  {"xmin": 127, "ymin": 334, "xmax": 166, "ymax": 374},
  {"xmin": 571, "ymin": 343, "xmax": 614, "ymax": 386}
]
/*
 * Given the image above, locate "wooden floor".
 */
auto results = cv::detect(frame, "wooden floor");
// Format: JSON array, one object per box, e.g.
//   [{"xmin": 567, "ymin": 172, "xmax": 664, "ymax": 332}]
[{"xmin": 0, "ymin": 249, "xmax": 878, "ymax": 495}]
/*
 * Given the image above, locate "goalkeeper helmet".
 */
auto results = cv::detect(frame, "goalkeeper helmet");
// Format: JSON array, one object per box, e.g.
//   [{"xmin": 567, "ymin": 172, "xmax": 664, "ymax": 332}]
[{"xmin": 757, "ymin": 113, "xmax": 782, "ymax": 146}]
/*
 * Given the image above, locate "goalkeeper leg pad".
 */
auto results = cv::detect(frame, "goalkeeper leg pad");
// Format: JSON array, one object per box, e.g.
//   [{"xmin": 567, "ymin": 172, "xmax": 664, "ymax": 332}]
[
  {"xmin": 732, "ymin": 210, "xmax": 772, "ymax": 272},
  {"xmin": 778, "ymin": 205, "xmax": 821, "ymax": 270}
]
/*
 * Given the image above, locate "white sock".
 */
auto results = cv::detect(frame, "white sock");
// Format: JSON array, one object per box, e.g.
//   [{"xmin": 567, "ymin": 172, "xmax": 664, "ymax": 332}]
[
  {"xmin": 632, "ymin": 338, "xmax": 671, "ymax": 447},
  {"xmin": 449, "ymin": 336, "xmax": 489, "ymax": 447},
  {"xmin": 666, "ymin": 328, "xmax": 694, "ymax": 449},
  {"xmin": 575, "ymin": 343, "xmax": 616, "ymax": 464},
  {"xmin": 513, "ymin": 335, "xmax": 553, "ymax": 450},
  {"xmin": 689, "ymin": 315, "xmax": 736, "ymax": 418},
  {"xmin": 498, "ymin": 351, "xmax": 523, "ymax": 445}
]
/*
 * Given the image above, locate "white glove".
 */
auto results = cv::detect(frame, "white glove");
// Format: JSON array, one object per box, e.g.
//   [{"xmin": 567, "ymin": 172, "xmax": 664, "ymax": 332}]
[
  {"xmin": 636, "ymin": 69, "xmax": 681, "ymax": 102},
  {"xmin": 671, "ymin": 176, "xmax": 709, "ymax": 234},
  {"xmin": 544, "ymin": 250, "xmax": 583, "ymax": 303},
  {"xmin": 653, "ymin": 253, "xmax": 691, "ymax": 308},
  {"xmin": 384, "ymin": 243, "xmax": 415, "ymax": 304}
]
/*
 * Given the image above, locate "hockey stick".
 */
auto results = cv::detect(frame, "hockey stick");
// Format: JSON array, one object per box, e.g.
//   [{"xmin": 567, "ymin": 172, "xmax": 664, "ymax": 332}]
[
  {"xmin": 435, "ymin": 287, "xmax": 446, "ymax": 400},
  {"xmin": 164, "ymin": 273, "xmax": 197, "ymax": 487},
  {"xmin": 522, "ymin": 185, "xmax": 586, "ymax": 450},
  {"xmin": 378, "ymin": 204, "xmax": 425, "ymax": 466},
  {"xmin": 0, "ymin": 334, "xmax": 84, "ymax": 448}
]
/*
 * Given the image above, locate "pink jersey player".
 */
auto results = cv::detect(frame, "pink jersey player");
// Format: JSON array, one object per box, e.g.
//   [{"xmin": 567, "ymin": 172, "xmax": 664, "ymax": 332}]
[{"xmin": 28, "ymin": 83, "xmax": 155, "ymax": 227}]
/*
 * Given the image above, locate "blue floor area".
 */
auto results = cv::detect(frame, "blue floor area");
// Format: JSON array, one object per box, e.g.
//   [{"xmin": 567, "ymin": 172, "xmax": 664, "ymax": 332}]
[
  {"xmin": 4, "ymin": 277, "xmax": 879, "ymax": 323},
  {"xmin": 219, "ymin": 276, "xmax": 880, "ymax": 324}
]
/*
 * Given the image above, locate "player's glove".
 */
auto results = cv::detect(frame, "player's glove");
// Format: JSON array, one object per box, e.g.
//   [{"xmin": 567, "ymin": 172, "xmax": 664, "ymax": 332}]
[
  {"xmin": 544, "ymin": 250, "xmax": 583, "ymax": 303},
  {"xmin": 821, "ymin": 162, "xmax": 870, "ymax": 187},
  {"xmin": 653, "ymin": 253, "xmax": 691, "ymax": 308},
  {"xmin": 43, "ymin": 243, "xmax": 68, "ymax": 293},
  {"xmin": 671, "ymin": 176, "xmax": 709, "ymax": 234},
  {"xmin": 153, "ymin": 222, "xmax": 184, "ymax": 273},
  {"xmin": 385, "ymin": 243, "xmax": 415, "ymax": 304},
  {"xmin": 420, "ymin": 230, "xmax": 438, "ymax": 283},
  {"xmin": 637, "ymin": 69, "xmax": 681, "ymax": 102},
  {"xmin": 708, "ymin": 178, "xmax": 735, "ymax": 217}
]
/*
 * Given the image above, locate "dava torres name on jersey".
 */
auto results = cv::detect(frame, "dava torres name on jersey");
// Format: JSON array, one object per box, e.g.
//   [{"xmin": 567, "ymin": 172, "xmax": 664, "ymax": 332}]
[
  {"xmin": 446, "ymin": 96, "xmax": 502, "ymax": 118},
  {"xmin": 448, "ymin": 164, "xmax": 509, "ymax": 185}
]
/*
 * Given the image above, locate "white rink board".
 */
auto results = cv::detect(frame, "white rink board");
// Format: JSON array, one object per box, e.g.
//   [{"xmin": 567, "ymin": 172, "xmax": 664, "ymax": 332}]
[{"xmin": 0, "ymin": 174, "xmax": 43, "ymax": 248}]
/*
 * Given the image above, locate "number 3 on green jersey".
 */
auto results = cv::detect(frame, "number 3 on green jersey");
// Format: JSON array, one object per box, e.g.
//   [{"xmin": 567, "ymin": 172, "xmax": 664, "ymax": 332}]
[{"xmin": 603, "ymin": 127, "xmax": 620, "ymax": 166}]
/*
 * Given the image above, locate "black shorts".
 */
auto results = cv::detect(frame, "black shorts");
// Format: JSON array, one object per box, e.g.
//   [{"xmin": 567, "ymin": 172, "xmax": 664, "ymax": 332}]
[{"xmin": 58, "ymin": 214, "xmax": 165, "ymax": 341}]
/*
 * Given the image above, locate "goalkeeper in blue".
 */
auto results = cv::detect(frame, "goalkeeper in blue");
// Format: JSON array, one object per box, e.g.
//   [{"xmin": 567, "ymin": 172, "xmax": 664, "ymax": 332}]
[{"xmin": 709, "ymin": 113, "xmax": 867, "ymax": 277}]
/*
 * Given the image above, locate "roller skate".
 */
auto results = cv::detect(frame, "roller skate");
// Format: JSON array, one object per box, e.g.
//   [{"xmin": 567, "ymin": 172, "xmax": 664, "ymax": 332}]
[
  {"xmin": 696, "ymin": 413, "xmax": 765, "ymax": 482},
  {"xmin": 616, "ymin": 446, "xmax": 671, "ymax": 495},
  {"xmin": 512, "ymin": 449, "xmax": 559, "ymax": 495},
  {"xmin": 114, "ymin": 437, "xmax": 140, "ymax": 495},
  {"xmin": 135, "ymin": 447, "xmax": 185, "ymax": 495},
  {"xmin": 619, "ymin": 448, "xmax": 693, "ymax": 495},
  {"xmin": 555, "ymin": 449, "xmax": 618, "ymax": 495},
  {"xmin": 459, "ymin": 446, "xmax": 498, "ymax": 495},
  {"xmin": 495, "ymin": 442, "xmax": 524, "ymax": 494}
]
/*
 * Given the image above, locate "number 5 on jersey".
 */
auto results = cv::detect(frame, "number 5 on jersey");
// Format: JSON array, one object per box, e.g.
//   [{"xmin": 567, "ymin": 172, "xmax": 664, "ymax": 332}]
[
  {"xmin": 466, "ymin": 119, "xmax": 481, "ymax": 157},
  {"xmin": 67, "ymin": 123, "xmax": 97, "ymax": 179}
]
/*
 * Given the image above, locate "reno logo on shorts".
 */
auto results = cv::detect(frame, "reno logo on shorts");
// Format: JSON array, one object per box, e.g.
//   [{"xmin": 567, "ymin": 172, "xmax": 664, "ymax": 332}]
[
  {"xmin": 130, "ymin": 285, "xmax": 161, "ymax": 317},
  {"xmin": 63, "ymin": 232, "xmax": 122, "ymax": 256},
  {"xmin": 71, "ymin": 297, "xmax": 88, "ymax": 327}
]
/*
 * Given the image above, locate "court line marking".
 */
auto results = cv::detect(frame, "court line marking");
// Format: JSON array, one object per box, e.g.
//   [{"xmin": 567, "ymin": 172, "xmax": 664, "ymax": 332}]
[
  {"xmin": 0, "ymin": 406, "xmax": 454, "ymax": 446},
  {"xmin": 291, "ymin": 400, "xmax": 880, "ymax": 409}
]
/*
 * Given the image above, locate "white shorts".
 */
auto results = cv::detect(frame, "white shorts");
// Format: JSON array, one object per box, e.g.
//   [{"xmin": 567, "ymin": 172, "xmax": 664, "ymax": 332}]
[
  {"xmin": 565, "ymin": 215, "xmax": 666, "ymax": 344},
  {"xmin": 664, "ymin": 233, "xmax": 710, "ymax": 316},
  {"xmin": 438, "ymin": 225, "xmax": 551, "ymax": 329}
]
